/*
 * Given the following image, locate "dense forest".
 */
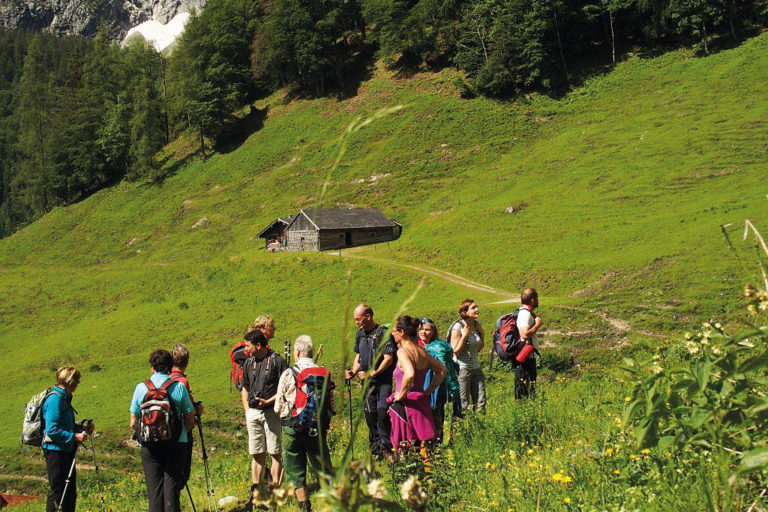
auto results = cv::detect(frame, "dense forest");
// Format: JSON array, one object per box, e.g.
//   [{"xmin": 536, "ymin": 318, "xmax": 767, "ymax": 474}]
[{"xmin": 0, "ymin": 0, "xmax": 766, "ymax": 237}]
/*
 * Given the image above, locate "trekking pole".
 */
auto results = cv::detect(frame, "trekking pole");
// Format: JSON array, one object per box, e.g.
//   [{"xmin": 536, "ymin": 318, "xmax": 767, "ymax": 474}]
[
  {"xmin": 185, "ymin": 483, "xmax": 198, "ymax": 512},
  {"xmin": 56, "ymin": 445, "xmax": 79, "ymax": 512},
  {"xmin": 86, "ymin": 425, "xmax": 106, "ymax": 512},
  {"xmin": 195, "ymin": 412, "xmax": 217, "ymax": 512},
  {"xmin": 316, "ymin": 343, "xmax": 324, "ymax": 363},
  {"xmin": 284, "ymin": 337, "xmax": 292, "ymax": 366},
  {"xmin": 345, "ymin": 371, "xmax": 354, "ymax": 459}
]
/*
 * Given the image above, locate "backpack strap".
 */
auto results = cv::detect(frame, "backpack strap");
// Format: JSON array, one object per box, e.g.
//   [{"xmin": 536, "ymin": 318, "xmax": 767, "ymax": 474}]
[
  {"xmin": 144, "ymin": 379, "xmax": 156, "ymax": 391},
  {"xmin": 160, "ymin": 378, "xmax": 177, "ymax": 392}
]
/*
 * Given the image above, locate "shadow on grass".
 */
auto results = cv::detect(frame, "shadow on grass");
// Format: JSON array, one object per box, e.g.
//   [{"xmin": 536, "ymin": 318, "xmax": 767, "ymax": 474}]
[
  {"xmin": 215, "ymin": 105, "xmax": 269, "ymax": 154},
  {"xmin": 281, "ymin": 49, "xmax": 376, "ymax": 103}
]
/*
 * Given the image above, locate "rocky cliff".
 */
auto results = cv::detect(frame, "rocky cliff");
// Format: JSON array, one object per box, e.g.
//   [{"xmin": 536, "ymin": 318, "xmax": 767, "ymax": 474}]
[{"xmin": 0, "ymin": 0, "xmax": 206, "ymax": 39}]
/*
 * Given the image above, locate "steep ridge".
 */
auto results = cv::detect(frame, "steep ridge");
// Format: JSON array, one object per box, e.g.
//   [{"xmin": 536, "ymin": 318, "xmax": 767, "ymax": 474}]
[
  {"xmin": 0, "ymin": 0, "xmax": 205, "ymax": 39},
  {"xmin": 0, "ymin": 35, "xmax": 767, "ymax": 451}
]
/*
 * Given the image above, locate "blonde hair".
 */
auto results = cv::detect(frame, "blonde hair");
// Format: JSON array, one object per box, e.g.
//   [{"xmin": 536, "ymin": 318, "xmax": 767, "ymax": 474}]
[
  {"xmin": 252, "ymin": 314, "xmax": 274, "ymax": 331},
  {"xmin": 172, "ymin": 344, "xmax": 190, "ymax": 369},
  {"xmin": 294, "ymin": 335, "xmax": 314, "ymax": 358},
  {"xmin": 56, "ymin": 367, "xmax": 81, "ymax": 388}
]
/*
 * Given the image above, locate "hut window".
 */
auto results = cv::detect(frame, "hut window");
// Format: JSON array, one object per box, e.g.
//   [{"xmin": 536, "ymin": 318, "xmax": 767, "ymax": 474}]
[{"xmin": 340, "ymin": 234, "xmax": 344, "ymax": 238}]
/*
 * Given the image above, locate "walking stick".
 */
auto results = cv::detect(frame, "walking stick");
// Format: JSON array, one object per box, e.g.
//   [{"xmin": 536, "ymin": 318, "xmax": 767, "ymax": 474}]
[
  {"xmin": 284, "ymin": 337, "xmax": 292, "ymax": 366},
  {"xmin": 185, "ymin": 483, "xmax": 198, "ymax": 512},
  {"xmin": 55, "ymin": 445, "xmax": 79, "ymax": 512},
  {"xmin": 345, "ymin": 372, "xmax": 354, "ymax": 459},
  {"xmin": 195, "ymin": 413, "xmax": 217, "ymax": 512},
  {"xmin": 87, "ymin": 427, "xmax": 106, "ymax": 512}
]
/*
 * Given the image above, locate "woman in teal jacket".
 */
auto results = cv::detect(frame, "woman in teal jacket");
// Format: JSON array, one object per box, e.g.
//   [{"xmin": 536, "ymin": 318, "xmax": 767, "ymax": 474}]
[
  {"xmin": 41, "ymin": 367, "xmax": 94, "ymax": 512},
  {"xmin": 419, "ymin": 318, "xmax": 459, "ymax": 442}
]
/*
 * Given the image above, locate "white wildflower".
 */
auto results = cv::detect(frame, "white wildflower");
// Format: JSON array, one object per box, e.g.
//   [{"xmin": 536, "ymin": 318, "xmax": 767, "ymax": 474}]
[
  {"xmin": 367, "ymin": 479, "xmax": 387, "ymax": 500},
  {"xmin": 400, "ymin": 476, "xmax": 428, "ymax": 509},
  {"xmin": 686, "ymin": 341, "xmax": 699, "ymax": 355}
]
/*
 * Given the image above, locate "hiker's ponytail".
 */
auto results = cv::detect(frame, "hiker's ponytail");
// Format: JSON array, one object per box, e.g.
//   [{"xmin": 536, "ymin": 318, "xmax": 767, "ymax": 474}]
[{"xmin": 395, "ymin": 315, "xmax": 419, "ymax": 340}]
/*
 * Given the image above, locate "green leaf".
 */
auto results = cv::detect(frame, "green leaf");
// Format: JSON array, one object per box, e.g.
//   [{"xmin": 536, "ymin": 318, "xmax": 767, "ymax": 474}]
[
  {"xmin": 690, "ymin": 407, "xmax": 713, "ymax": 428},
  {"xmin": 746, "ymin": 398, "xmax": 768, "ymax": 416},
  {"xmin": 636, "ymin": 416, "xmax": 658, "ymax": 448},
  {"xmin": 740, "ymin": 447, "xmax": 768, "ymax": 473},
  {"xmin": 738, "ymin": 350, "xmax": 768, "ymax": 374}
]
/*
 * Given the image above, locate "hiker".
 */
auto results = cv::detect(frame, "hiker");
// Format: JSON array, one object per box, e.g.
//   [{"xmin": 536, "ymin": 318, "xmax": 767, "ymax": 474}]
[
  {"xmin": 170, "ymin": 344, "xmax": 204, "ymax": 488},
  {"xmin": 241, "ymin": 329, "xmax": 288, "ymax": 501},
  {"xmin": 419, "ymin": 318, "xmax": 459, "ymax": 441},
  {"xmin": 249, "ymin": 314, "xmax": 277, "ymax": 345},
  {"xmin": 449, "ymin": 299, "xmax": 486, "ymax": 413},
  {"xmin": 344, "ymin": 304, "xmax": 396, "ymax": 459},
  {"xmin": 274, "ymin": 335, "xmax": 335, "ymax": 512},
  {"xmin": 516, "ymin": 288, "xmax": 542, "ymax": 399},
  {"xmin": 388, "ymin": 315, "xmax": 446, "ymax": 452},
  {"xmin": 42, "ymin": 367, "xmax": 94, "ymax": 512},
  {"xmin": 130, "ymin": 349, "xmax": 196, "ymax": 512}
]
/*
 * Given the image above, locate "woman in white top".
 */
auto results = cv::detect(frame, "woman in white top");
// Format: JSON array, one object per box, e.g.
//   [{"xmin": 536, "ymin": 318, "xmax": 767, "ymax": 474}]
[{"xmin": 449, "ymin": 299, "xmax": 486, "ymax": 413}]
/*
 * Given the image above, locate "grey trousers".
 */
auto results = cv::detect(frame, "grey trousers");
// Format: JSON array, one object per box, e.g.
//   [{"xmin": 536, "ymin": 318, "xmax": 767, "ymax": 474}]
[{"xmin": 458, "ymin": 367, "xmax": 486, "ymax": 412}]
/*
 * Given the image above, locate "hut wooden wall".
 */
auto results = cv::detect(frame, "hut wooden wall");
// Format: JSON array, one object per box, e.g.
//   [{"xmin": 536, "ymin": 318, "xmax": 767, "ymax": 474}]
[{"xmin": 287, "ymin": 230, "xmax": 318, "ymax": 251}]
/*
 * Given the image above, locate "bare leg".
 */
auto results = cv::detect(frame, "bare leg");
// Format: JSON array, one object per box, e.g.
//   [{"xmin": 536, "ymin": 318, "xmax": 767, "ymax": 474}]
[
  {"xmin": 269, "ymin": 454, "xmax": 282, "ymax": 487},
  {"xmin": 251, "ymin": 453, "xmax": 266, "ymax": 485}
]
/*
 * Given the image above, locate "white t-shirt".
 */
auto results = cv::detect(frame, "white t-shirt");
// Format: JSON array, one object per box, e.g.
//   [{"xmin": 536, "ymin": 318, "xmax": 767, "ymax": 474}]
[{"xmin": 517, "ymin": 308, "xmax": 538, "ymax": 349}]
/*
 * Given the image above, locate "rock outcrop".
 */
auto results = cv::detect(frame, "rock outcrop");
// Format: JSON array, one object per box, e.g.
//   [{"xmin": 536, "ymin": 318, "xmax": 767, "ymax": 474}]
[{"xmin": 0, "ymin": 0, "xmax": 206, "ymax": 40}]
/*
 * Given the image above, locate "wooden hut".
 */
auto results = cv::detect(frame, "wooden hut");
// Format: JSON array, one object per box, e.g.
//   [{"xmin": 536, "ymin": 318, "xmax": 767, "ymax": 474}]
[
  {"xmin": 282, "ymin": 208, "xmax": 402, "ymax": 251},
  {"xmin": 257, "ymin": 217, "xmax": 292, "ymax": 250}
]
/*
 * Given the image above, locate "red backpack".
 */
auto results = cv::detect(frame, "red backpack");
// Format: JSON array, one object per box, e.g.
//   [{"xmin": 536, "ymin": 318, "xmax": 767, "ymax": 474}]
[
  {"xmin": 230, "ymin": 341, "xmax": 248, "ymax": 392},
  {"xmin": 136, "ymin": 379, "xmax": 180, "ymax": 443},
  {"xmin": 492, "ymin": 308, "xmax": 527, "ymax": 362},
  {"xmin": 288, "ymin": 366, "xmax": 334, "ymax": 434}
]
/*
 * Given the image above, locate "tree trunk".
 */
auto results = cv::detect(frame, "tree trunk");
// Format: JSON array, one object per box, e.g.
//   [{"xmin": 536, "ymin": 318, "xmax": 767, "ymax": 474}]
[
  {"xmin": 727, "ymin": 0, "xmax": 737, "ymax": 40},
  {"xmin": 477, "ymin": 26, "xmax": 488, "ymax": 64},
  {"xmin": 702, "ymin": 22, "xmax": 709, "ymax": 54},
  {"xmin": 609, "ymin": 10, "xmax": 616, "ymax": 64},
  {"xmin": 552, "ymin": 4, "xmax": 570, "ymax": 85},
  {"xmin": 199, "ymin": 123, "xmax": 205, "ymax": 159}
]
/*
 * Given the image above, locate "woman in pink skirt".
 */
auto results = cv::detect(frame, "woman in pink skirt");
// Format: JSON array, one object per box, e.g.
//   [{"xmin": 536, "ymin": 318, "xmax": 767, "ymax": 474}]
[{"xmin": 388, "ymin": 315, "xmax": 447, "ymax": 452}]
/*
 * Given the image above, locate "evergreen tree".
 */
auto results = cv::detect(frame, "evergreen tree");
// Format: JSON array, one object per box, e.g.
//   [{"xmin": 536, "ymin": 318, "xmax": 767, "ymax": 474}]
[{"xmin": 668, "ymin": 0, "xmax": 726, "ymax": 52}]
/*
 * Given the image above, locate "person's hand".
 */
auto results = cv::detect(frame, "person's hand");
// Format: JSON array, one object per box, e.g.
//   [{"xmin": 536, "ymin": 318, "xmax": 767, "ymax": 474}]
[
  {"xmin": 461, "ymin": 324, "xmax": 470, "ymax": 338},
  {"xmin": 356, "ymin": 371, "xmax": 366, "ymax": 381},
  {"xmin": 74, "ymin": 432, "xmax": 87, "ymax": 444},
  {"xmin": 253, "ymin": 398, "xmax": 265, "ymax": 408},
  {"xmin": 86, "ymin": 422, "xmax": 95, "ymax": 435},
  {"xmin": 345, "ymin": 369, "xmax": 354, "ymax": 381},
  {"xmin": 196, "ymin": 403, "xmax": 205, "ymax": 415},
  {"xmin": 534, "ymin": 316, "xmax": 543, "ymax": 328}
]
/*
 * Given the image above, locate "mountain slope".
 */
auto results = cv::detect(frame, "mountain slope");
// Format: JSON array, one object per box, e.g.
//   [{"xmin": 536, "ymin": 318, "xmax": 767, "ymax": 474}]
[{"xmin": 0, "ymin": 35, "xmax": 767, "ymax": 450}]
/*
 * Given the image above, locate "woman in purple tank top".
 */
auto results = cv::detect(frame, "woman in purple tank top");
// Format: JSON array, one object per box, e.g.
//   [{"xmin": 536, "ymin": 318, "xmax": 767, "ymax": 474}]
[{"xmin": 388, "ymin": 315, "xmax": 447, "ymax": 452}]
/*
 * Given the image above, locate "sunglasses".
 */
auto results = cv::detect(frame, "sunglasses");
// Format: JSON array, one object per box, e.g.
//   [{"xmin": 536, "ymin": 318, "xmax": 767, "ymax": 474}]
[{"xmin": 421, "ymin": 318, "xmax": 434, "ymax": 325}]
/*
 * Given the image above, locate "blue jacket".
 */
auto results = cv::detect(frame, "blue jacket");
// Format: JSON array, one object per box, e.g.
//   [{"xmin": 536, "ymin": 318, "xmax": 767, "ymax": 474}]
[{"xmin": 42, "ymin": 386, "xmax": 81, "ymax": 452}]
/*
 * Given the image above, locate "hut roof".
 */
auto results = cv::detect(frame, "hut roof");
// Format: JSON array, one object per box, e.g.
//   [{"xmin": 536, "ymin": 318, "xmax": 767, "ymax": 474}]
[
  {"xmin": 257, "ymin": 217, "xmax": 292, "ymax": 238},
  {"xmin": 296, "ymin": 208, "xmax": 398, "ymax": 230}
]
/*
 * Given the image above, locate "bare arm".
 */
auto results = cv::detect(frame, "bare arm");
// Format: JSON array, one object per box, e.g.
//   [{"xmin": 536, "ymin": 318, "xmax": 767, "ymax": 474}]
[
  {"xmin": 519, "ymin": 316, "xmax": 542, "ymax": 340},
  {"xmin": 451, "ymin": 325, "xmax": 468, "ymax": 356},
  {"xmin": 423, "ymin": 358, "xmax": 447, "ymax": 396},
  {"xmin": 241, "ymin": 387, "xmax": 250, "ymax": 414},
  {"xmin": 130, "ymin": 413, "xmax": 137, "ymax": 430},
  {"xmin": 371, "ymin": 353, "xmax": 394, "ymax": 378},
  {"xmin": 393, "ymin": 349, "xmax": 414, "ymax": 402},
  {"xmin": 183, "ymin": 411, "xmax": 195, "ymax": 432}
]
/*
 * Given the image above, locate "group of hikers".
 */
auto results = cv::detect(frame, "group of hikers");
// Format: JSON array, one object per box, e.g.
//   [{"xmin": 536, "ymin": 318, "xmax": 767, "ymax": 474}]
[{"xmin": 29, "ymin": 288, "xmax": 543, "ymax": 512}]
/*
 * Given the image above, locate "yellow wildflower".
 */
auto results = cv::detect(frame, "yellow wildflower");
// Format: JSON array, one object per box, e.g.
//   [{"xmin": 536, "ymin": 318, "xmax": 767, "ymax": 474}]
[
  {"xmin": 561, "ymin": 476, "xmax": 572, "ymax": 484},
  {"xmin": 604, "ymin": 448, "xmax": 614, "ymax": 456},
  {"xmin": 491, "ymin": 464, "xmax": 497, "ymax": 470},
  {"xmin": 552, "ymin": 473, "xmax": 563, "ymax": 482},
  {"xmin": 640, "ymin": 449, "xmax": 650, "ymax": 455},
  {"xmin": 563, "ymin": 497, "xmax": 571, "ymax": 504},
  {"xmin": 625, "ymin": 396, "xmax": 631, "ymax": 402},
  {"xmin": 614, "ymin": 469, "xmax": 621, "ymax": 475},
  {"xmin": 485, "ymin": 462, "xmax": 491, "ymax": 469}
]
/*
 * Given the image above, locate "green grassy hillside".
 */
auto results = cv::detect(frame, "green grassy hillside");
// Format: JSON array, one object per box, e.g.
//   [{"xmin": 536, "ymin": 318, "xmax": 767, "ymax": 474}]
[{"xmin": 1, "ymin": 34, "xmax": 767, "ymax": 511}]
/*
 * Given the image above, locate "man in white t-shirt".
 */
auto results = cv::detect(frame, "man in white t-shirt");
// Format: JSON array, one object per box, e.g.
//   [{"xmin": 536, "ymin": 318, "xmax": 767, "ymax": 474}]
[{"xmin": 516, "ymin": 288, "xmax": 542, "ymax": 399}]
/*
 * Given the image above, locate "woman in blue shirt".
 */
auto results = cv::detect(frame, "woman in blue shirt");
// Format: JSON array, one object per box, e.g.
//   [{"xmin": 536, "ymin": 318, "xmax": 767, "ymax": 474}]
[{"xmin": 42, "ymin": 366, "xmax": 94, "ymax": 512}]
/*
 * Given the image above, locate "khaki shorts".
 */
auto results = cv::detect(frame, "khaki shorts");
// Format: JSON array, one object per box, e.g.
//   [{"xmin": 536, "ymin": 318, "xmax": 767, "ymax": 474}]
[{"xmin": 245, "ymin": 407, "xmax": 282, "ymax": 456}]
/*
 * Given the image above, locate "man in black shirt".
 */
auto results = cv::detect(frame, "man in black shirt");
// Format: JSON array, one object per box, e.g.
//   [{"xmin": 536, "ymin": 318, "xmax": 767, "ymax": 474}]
[
  {"xmin": 240, "ymin": 330, "xmax": 288, "ymax": 499},
  {"xmin": 345, "ymin": 304, "xmax": 396, "ymax": 459}
]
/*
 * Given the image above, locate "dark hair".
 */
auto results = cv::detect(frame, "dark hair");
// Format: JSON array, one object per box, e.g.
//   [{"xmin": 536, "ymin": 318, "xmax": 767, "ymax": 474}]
[
  {"xmin": 395, "ymin": 315, "xmax": 419, "ymax": 339},
  {"xmin": 149, "ymin": 350, "xmax": 173, "ymax": 374},
  {"xmin": 459, "ymin": 299, "xmax": 475, "ymax": 320},
  {"xmin": 521, "ymin": 288, "xmax": 538, "ymax": 306},
  {"xmin": 244, "ymin": 329, "xmax": 267, "ymax": 346}
]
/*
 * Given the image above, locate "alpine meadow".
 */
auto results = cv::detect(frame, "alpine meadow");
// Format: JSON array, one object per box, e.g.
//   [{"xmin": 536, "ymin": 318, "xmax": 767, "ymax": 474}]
[{"xmin": 1, "ymin": 3, "xmax": 768, "ymax": 511}]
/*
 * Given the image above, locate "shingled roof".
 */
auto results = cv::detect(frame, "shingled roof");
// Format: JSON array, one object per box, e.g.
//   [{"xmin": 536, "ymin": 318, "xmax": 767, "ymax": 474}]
[{"xmin": 298, "ymin": 208, "xmax": 398, "ymax": 230}]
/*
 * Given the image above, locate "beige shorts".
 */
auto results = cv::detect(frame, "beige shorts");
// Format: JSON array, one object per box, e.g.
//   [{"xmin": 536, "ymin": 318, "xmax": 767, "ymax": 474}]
[{"xmin": 245, "ymin": 407, "xmax": 282, "ymax": 456}]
